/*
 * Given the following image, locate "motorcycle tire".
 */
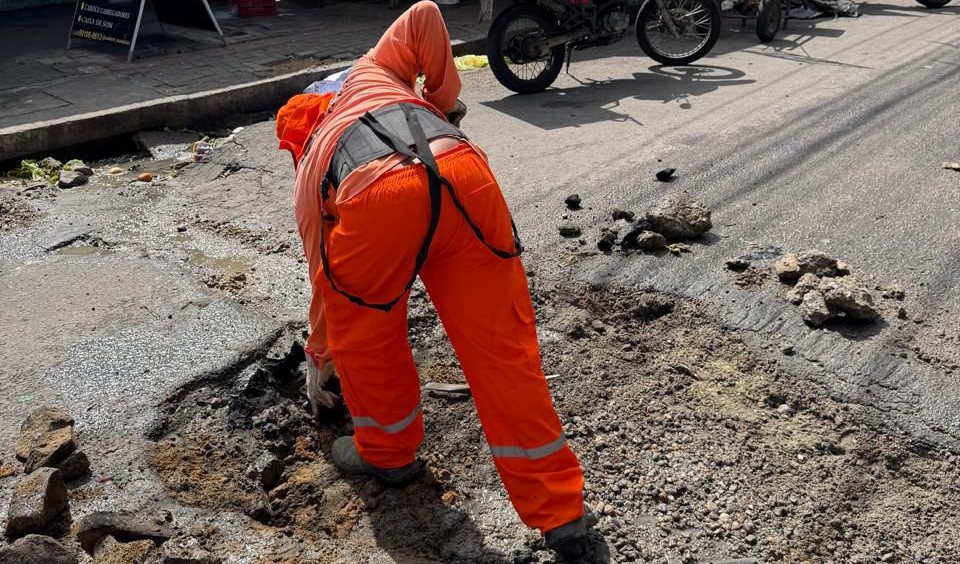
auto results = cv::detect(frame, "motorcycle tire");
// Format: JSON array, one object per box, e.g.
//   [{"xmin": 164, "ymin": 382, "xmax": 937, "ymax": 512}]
[
  {"xmin": 487, "ymin": 3, "xmax": 565, "ymax": 94},
  {"xmin": 755, "ymin": 0, "xmax": 781, "ymax": 42},
  {"xmin": 915, "ymin": 0, "xmax": 951, "ymax": 7},
  {"xmin": 635, "ymin": 0, "xmax": 722, "ymax": 66}
]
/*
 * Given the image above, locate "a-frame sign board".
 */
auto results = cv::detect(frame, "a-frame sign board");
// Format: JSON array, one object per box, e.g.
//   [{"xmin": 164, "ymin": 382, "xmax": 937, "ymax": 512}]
[{"xmin": 67, "ymin": 0, "xmax": 226, "ymax": 62}]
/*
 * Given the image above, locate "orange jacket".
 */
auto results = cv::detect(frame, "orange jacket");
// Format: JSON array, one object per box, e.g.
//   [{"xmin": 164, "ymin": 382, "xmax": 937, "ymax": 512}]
[{"xmin": 292, "ymin": 1, "xmax": 462, "ymax": 368}]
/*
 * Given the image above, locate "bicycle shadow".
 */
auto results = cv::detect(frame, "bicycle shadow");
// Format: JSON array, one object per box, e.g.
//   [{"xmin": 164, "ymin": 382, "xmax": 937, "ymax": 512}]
[{"xmin": 482, "ymin": 64, "xmax": 754, "ymax": 130}]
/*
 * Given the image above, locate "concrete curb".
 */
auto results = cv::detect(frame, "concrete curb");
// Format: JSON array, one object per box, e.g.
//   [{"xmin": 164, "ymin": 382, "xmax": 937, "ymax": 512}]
[{"xmin": 0, "ymin": 36, "xmax": 487, "ymax": 163}]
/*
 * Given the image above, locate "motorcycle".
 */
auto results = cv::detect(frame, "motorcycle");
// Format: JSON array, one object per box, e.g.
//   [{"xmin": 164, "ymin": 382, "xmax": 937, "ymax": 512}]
[{"xmin": 487, "ymin": 0, "xmax": 722, "ymax": 94}]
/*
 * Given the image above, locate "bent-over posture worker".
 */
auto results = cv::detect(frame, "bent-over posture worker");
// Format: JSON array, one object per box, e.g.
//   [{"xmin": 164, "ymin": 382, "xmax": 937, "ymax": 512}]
[{"xmin": 288, "ymin": 1, "xmax": 590, "ymax": 557}]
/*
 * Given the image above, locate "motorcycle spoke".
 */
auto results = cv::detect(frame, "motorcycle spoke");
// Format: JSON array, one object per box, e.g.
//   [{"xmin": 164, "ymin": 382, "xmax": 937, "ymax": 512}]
[{"xmin": 643, "ymin": 0, "xmax": 714, "ymax": 59}]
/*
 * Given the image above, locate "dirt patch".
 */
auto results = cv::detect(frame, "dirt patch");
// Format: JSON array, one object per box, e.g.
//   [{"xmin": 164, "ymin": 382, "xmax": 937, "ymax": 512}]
[
  {"xmin": 141, "ymin": 285, "xmax": 960, "ymax": 564},
  {"xmin": 0, "ymin": 194, "xmax": 39, "ymax": 231}
]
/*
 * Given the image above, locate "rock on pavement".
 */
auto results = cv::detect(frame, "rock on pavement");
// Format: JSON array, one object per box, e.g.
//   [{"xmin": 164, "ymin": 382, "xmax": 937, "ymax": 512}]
[
  {"xmin": 776, "ymin": 250, "xmax": 841, "ymax": 282},
  {"xmin": 4, "ymin": 467, "xmax": 69, "ymax": 539},
  {"xmin": 75, "ymin": 511, "xmax": 175, "ymax": 554},
  {"xmin": 645, "ymin": 192, "xmax": 712, "ymax": 239},
  {"xmin": 0, "ymin": 534, "xmax": 78, "ymax": 564},
  {"xmin": 16, "ymin": 407, "xmax": 74, "ymax": 460},
  {"xmin": 57, "ymin": 171, "xmax": 88, "ymax": 189},
  {"xmin": 819, "ymin": 276, "xmax": 881, "ymax": 321}
]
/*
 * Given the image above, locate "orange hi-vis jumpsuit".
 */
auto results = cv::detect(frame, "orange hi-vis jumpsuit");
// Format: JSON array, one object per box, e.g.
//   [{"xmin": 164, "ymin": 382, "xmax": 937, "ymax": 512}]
[{"xmin": 292, "ymin": 1, "xmax": 584, "ymax": 533}]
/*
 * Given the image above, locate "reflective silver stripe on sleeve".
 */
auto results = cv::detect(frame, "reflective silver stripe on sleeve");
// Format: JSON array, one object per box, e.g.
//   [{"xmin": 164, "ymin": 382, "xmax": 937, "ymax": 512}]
[
  {"xmin": 353, "ymin": 403, "xmax": 422, "ymax": 434},
  {"xmin": 489, "ymin": 435, "xmax": 567, "ymax": 460}
]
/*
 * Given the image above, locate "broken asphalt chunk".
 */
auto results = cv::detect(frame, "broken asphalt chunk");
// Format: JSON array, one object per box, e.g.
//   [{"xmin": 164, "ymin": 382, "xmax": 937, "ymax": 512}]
[
  {"xmin": 611, "ymin": 208, "xmax": 635, "ymax": 222},
  {"xmin": 564, "ymin": 194, "xmax": 582, "ymax": 209},
  {"xmin": 655, "ymin": 168, "xmax": 676, "ymax": 182},
  {"xmin": 75, "ymin": 512, "xmax": 175, "ymax": 554},
  {"xmin": 726, "ymin": 258, "xmax": 751, "ymax": 272},
  {"xmin": 4, "ymin": 468, "xmax": 69, "ymax": 539},
  {"xmin": 0, "ymin": 535, "xmax": 77, "ymax": 564}
]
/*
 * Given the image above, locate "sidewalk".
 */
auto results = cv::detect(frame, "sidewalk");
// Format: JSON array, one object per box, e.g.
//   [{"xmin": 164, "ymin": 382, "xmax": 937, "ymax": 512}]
[{"xmin": 0, "ymin": 0, "xmax": 489, "ymax": 162}]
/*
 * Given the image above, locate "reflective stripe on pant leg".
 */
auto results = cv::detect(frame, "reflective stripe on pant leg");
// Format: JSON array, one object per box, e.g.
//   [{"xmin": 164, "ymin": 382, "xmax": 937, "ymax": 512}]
[
  {"xmin": 490, "ymin": 435, "xmax": 568, "ymax": 460},
  {"xmin": 354, "ymin": 402, "xmax": 423, "ymax": 434},
  {"xmin": 320, "ymin": 166, "xmax": 435, "ymax": 469},
  {"xmin": 417, "ymin": 147, "xmax": 585, "ymax": 533}
]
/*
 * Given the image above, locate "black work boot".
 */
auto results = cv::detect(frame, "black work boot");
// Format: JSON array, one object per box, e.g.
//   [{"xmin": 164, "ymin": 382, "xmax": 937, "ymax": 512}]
[
  {"xmin": 544, "ymin": 516, "xmax": 590, "ymax": 561},
  {"xmin": 330, "ymin": 436, "xmax": 421, "ymax": 486}
]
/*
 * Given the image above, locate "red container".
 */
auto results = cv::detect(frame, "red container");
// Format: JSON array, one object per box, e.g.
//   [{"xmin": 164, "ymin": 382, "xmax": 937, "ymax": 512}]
[{"xmin": 237, "ymin": 0, "xmax": 277, "ymax": 17}]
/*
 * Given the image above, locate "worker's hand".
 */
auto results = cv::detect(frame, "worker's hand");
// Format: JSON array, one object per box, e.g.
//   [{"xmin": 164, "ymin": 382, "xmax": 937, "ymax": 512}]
[
  {"xmin": 305, "ymin": 351, "xmax": 340, "ymax": 417},
  {"xmin": 447, "ymin": 99, "xmax": 467, "ymax": 127}
]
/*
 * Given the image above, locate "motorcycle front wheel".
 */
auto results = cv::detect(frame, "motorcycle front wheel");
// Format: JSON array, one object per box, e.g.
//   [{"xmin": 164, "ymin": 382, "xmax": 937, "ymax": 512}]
[
  {"xmin": 636, "ymin": 0, "xmax": 721, "ymax": 66},
  {"xmin": 487, "ymin": 3, "xmax": 565, "ymax": 94},
  {"xmin": 915, "ymin": 0, "xmax": 951, "ymax": 7}
]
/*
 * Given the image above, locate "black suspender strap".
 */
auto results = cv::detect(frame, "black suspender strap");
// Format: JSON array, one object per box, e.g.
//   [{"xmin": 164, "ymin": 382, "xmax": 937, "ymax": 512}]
[{"xmin": 319, "ymin": 103, "xmax": 523, "ymax": 312}]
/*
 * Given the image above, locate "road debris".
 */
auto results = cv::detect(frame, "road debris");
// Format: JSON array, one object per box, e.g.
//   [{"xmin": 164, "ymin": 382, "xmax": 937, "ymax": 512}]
[
  {"xmin": 558, "ymin": 222, "xmax": 582, "ymax": 237},
  {"xmin": 667, "ymin": 242, "xmax": 691, "ymax": 255},
  {"xmin": 611, "ymin": 207, "xmax": 635, "ymax": 221},
  {"xmin": 137, "ymin": 172, "xmax": 154, "ymax": 183},
  {"xmin": 656, "ymin": 167, "xmax": 676, "ymax": 182},
  {"xmin": 564, "ymin": 193, "xmax": 582, "ymax": 209},
  {"xmin": 597, "ymin": 227, "xmax": 618, "ymax": 251},
  {"xmin": 108, "ymin": 166, "xmax": 124, "ymax": 174},
  {"xmin": 944, "ymin": 162, "xmax": 960, "ymax": 171},
  {"xmin": 726, "ymin": 258, "xmax": 751, "ymax": 271},
  {"xmin": 0, "ymin": 535, "xmax": 76, "ymax": 564},
  {"xmin": 774, "ymin": 251, "xmax": 888, "ymax": 326},
  {"xmin": 646, "ymin": 191, "xmax": 712, "ymax": 239},
  {"xmin": 75, "ymin": 512, "xmax": 175, "ymax": 554},
  {"xmin": 4, "ymin": 467, "xmax": 69, "ymax": 539}
]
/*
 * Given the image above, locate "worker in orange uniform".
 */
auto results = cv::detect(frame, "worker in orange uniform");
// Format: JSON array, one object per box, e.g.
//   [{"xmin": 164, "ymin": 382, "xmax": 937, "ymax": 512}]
[{"xmin": 286, "ymin": 1, "xmax": 590, "ymax": 558}]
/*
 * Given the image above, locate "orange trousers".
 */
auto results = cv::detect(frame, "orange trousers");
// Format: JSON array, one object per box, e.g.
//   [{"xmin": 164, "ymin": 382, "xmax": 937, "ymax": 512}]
[{"xmin": 318, "ymin": 144, "xmax": 584, "ymax": 533}]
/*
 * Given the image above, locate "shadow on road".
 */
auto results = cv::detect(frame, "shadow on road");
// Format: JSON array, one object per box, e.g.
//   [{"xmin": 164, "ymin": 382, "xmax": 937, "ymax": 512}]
[
  {"xmin": 482, "ymin": 64, "xmax": 754, "ymax": 129},
  {"xmin": 344, "ymin": 474, "xmax": 611, "ymax": 564}
]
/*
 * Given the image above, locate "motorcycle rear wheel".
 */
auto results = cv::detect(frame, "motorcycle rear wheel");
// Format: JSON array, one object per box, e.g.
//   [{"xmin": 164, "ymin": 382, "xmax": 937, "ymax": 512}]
[
  {"xmin": 487, "ymin": 3, "xmax": 565, "ymax": 94},
  {"xmin": 915, "ymin": 0, "xmax": 951, "ymax": 7},
  {"xmin": 636, "ymin": 0, "xmax": 721, "ymax": 66}
]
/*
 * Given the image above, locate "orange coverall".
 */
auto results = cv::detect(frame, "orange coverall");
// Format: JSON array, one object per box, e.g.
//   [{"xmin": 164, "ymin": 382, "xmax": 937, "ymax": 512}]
[{"xmin": 292, "ymin": 0, "xmax": 584, "ymax": 533}]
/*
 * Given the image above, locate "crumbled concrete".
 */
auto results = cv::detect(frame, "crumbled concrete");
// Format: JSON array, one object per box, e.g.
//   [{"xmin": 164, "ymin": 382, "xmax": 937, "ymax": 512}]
[
  {"xmin": 75, "ymin": 512, "xmax": 175, "ymax": 554},
  {"xmin": 0, "ymin": 534, "xmax": 78, "ymax": 564},
  {"xmin": 94, "ymin": 535, "xmax": 156, "ymax": 564},
  {"xmin": 799, "ymin": 290, "xmax": 835, "ymax": 327},
  {"xmin": 786, "ymin": 273, "xmax": 821, "ymax": 305},
  {"xmin": 56, "ymin": 450, "xmax": 91, "ymax": 483},
  {"xmin": 820, "ymin": 276, "xmax": 881, "ymax": 322},
  {"xmin": 645, "ymin": 192, "xmax": 712, "ymax": 239},
  {"xmin": 15, "ymin": 407, "xmax": 74, "ymax": 461},
  {"xmin": 24, "ymin": 426, "xmax": 76, "ymax": 474},
  {"xmin": 4, "ymin": 467, "xmax": 69, "ymax": 539}
]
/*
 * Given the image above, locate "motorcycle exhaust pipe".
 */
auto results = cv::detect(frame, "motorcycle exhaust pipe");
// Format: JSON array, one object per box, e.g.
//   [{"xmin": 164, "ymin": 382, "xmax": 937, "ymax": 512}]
[{"xmin": 532, "ymin": 29, "xmax": 591, "ymax": 54}]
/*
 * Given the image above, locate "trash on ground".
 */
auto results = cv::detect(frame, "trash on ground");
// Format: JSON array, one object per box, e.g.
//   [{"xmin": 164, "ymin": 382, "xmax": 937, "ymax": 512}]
[
  {"xmin": 304, "ymin": 67, "xmax": 352, "ymax": 95},
  {"xmin": 425, "ymin": 382, "xmax": 471, "ymax": 396},
  {"xmin": 454, "ymin": 54, "xmax": 489, "ymax": 71},
  {"xmin": 564, "ymin": 194, "xmax": 582, "ymax": 209},
  {"xmin": 667, "ymin": 242, "xmax": 691, "ymax": 255},
  {"xmin": 192, "ymin": 141, "xmax": 213, "ymax": 163},
  {"xmin": 137, "ymin": 172, "xmax": 154, "ymax": 183},
  {"xmin": 108, "ymin": 167, "xmax": 124, "ymax": 174},
  {"xmin": 943, "ymin": 162, "xmax": 960, "ymax": 171}
]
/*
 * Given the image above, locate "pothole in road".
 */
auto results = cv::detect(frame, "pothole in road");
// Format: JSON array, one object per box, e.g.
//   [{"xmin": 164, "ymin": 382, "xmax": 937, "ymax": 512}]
[{"xmin": 144, "ymin": 285, "xmax": 960, "ymax": 564}]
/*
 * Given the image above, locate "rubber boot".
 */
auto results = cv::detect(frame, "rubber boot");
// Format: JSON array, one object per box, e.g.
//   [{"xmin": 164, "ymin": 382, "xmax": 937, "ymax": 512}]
[{"xmin": 330, "ymin": 436, "xmax": 421, "ymax": 486}]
